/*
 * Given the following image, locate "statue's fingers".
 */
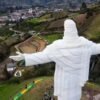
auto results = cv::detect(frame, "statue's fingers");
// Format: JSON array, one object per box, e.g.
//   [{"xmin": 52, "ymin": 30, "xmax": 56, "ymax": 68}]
[
  {"xmin": 9, "ymin": 56, "xmax": 14, "ymax": 59},
  {"xmin": 9, "ymin": 56, "xmax": 19, "ymax": 61},
  {"xmin": 9, "ymin": 56, "xmax": 16, "ymax": 59},
  {"xmin": 16, "ymin": 51, "xmax": 22, "ymax": 55}
]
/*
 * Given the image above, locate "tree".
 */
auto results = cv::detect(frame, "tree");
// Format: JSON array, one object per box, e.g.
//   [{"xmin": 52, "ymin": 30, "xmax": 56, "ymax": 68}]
[{"xmin": 80, "ymin": 2, "xmax": 88, "ymax": 13}]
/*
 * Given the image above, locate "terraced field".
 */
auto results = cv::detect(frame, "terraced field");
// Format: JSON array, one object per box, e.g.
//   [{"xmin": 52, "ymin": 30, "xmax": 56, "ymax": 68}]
[{"xmin": 15, "ymin": 36, "xmax": 47, "ymax": 53}]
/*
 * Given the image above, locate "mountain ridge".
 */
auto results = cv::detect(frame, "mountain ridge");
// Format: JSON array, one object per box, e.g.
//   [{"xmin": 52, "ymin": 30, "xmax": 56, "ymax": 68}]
[{"xmin": 0, "ymin": 0, "xmax": 98, "ymax": 8}]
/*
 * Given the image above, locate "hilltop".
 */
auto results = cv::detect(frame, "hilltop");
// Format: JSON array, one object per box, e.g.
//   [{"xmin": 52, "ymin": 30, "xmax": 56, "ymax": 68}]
[{"xmin": 0, "ymin": 6, "xmax": 100, "ymax": 100}]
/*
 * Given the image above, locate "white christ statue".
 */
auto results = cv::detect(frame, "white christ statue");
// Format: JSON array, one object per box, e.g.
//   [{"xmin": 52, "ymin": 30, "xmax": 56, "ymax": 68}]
[{"xmin": 9, "ymin": 19, "xmax": 100, "ymax": 100}]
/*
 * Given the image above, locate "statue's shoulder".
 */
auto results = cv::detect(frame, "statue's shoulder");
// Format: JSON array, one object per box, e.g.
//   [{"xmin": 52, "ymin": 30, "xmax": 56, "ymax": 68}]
[
  {"xmin": 79, "ymin": 36, "xmax": 94, "ymax": 46},
  {"xmin": 46, "ymin": 39, "xmax": 62, "ymax": 50},
  {"xmin": 80, "ymin": 36, "xmax": 90, "ymax": 42}
]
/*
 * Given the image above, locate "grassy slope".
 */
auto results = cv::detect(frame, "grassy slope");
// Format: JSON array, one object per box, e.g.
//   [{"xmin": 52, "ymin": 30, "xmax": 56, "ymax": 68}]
[
  {"xmin": 0, "ymin": 76, "xmax": 53, "ymax": 100},
  {"xmin": 85, "ymin": 14, "xmax": 100, "ymax": 42},
  {"xmin": 1, "ymin": 76, "xmax": 100, "ymax": 100},
  {"xmin": 39, "ymin": 33, "xmax": 63, "ymax": 44}
]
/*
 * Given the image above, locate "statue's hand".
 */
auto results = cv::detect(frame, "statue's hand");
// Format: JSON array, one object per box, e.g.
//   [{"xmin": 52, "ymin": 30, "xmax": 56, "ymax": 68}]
[{"xmin": 9, "ymin": 51, "xmax": 24, "ymax": 61}]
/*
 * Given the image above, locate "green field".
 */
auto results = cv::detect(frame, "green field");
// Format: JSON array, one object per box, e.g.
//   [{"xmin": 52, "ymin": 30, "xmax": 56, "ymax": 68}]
[
  {"xmin": 1, "ymin": 76, "xmax": 100, "ymax": 100},
  {"xmin": 39, "ymin": 33, "xmax": 63, "ymax": 44},
  {"xmin": 0, "ymin": 76, "xmax": 53, "ymax": 100},
  {"xmin": 27, "ymin": 18, "xmax": 47, "ymax": 24}
]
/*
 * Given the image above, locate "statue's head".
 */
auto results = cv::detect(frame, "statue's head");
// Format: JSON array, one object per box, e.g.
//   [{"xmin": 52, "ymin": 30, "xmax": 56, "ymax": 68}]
[{"xmin": 63, "ymin": 19, "xmax": 78, "ymax": 40}]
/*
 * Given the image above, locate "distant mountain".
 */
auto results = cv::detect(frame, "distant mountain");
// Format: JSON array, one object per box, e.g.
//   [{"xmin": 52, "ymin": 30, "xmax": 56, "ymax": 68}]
[{"xmin": 0, "ymin": 0, "xmax": 98, "ymax": 10}]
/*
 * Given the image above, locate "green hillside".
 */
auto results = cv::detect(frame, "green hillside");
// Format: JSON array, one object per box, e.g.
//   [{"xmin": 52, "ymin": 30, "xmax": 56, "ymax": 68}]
[{"xmin": 0, "ymin": 77, "xmax": 53, "ymax": 100}]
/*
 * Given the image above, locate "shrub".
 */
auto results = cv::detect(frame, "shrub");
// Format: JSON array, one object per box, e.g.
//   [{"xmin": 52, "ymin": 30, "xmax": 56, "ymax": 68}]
[
  {"xmin": 8, "ymin": 77, "xmax": 21, "ymax": 84},
  {"xmin": 33, "ymin": 62, "xmax": 55, "ymax": 77},
  {"xmin": 22, "ymin": 69, "xmax": 34, "ymax": 80}
]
